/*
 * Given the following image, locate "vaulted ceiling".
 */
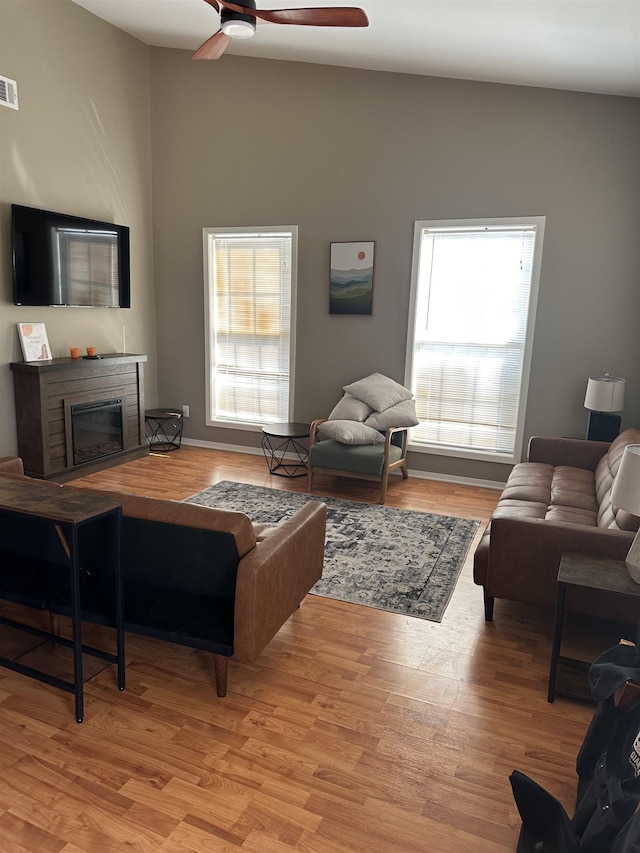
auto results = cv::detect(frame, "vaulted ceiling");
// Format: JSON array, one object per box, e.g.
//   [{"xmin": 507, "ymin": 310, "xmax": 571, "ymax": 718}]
[{"xmin": 71, "ymin": 0, "xmax": 640, "ymax": 98}]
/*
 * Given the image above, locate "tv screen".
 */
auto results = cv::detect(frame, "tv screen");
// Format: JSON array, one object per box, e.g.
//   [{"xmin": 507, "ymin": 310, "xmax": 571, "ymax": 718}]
[{"xmin": 12, "ymin": 204, "xmax": 130, "ymax": 308}]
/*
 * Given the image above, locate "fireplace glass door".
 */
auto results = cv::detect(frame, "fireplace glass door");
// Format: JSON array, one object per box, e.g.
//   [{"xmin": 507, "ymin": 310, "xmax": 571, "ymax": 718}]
[{"xmin": 71, "ymin": 398, "xmax": 124, "ymax": 465}]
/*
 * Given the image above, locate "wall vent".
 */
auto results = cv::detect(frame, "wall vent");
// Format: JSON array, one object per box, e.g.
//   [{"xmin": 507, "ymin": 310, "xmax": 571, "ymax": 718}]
[{"xmin": 0, "ymin": 75, "xmax": 19, "ymax": 110}]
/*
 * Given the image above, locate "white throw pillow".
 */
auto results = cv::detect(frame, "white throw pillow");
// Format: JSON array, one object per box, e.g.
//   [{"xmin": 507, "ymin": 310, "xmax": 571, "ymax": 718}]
[
  {"xmin": 343, "ymin": 373, "xmax": 413, "ymax": 412},
  {"xmin": 318, "ymin": 419, "xmax": 385, "ymax": 445},
  {"xmin": 365, "ymin": 399, "xmax": 419, "ymax": 429},
  {"xmin": 328, "ymin": 393, "xmax": 373, "ymax": 422}
]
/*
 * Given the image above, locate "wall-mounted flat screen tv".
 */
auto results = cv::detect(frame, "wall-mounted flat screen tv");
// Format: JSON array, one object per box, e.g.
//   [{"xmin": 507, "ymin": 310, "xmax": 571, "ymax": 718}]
[{"xmin": 12, "ymin": 204, "xmax": 130, "ymax": 308}]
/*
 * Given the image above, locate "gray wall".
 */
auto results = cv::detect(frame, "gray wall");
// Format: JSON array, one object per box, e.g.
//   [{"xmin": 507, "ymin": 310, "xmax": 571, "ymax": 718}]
[
  {"xmin": 0, "ymin": 0, "xmax": 157, "ymax": 456},
  {"xmin": 1, "ymin": 1, "xmax": 639, "ymax": 485},
  {"xmin": 150, "ymin": 49, "xmax": 640, "ymax": 483}
]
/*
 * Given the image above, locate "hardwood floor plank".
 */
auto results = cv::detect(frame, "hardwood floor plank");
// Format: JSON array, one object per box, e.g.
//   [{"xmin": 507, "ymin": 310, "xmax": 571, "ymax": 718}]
[{"xmin": 0, "ymin": 446, "xmax": 603, "ymax": 850}]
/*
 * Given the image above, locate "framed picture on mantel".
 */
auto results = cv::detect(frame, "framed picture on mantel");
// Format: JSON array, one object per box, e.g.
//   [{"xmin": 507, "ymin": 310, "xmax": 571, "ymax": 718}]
[{"xmin": 17, "ymin": 322, "xmax": 52, "ymax": 362}]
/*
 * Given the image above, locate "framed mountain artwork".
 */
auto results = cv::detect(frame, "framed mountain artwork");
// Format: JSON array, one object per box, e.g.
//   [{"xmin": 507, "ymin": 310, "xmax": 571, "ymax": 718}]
[{"xmin": 330, "ymin": 241, "xmax": 375, "ymax": 315}]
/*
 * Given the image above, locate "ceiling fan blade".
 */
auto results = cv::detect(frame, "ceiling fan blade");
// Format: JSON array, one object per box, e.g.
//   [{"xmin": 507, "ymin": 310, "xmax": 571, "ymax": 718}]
[
  {"xmin": 192, "ymin": 29, "xmax": 232, "ymax": 59},
  {"xmin": 218, "ymin": 2, "xmax": 368, "ymax": 27},
  {"xmin": 202, "ymin": 0, "xmax": 221, "ymax": 11}
]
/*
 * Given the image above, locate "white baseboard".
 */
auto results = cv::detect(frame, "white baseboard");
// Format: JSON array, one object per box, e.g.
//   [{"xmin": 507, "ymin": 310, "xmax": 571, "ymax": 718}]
[{"xmin": 180, "ymin": 437, "xmax": 506, "ymax": 491}]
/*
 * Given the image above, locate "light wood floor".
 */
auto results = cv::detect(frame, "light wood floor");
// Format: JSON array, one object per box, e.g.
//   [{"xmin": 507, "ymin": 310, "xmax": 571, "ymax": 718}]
[{"xmin": 0, "ymin": 446, "xmax": 609, "ymax": 851}]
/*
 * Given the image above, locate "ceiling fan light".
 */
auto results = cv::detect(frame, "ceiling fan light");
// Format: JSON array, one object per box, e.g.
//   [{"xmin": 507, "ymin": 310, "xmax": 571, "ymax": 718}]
[{"xmin": 221, "ymin": 18, "xmax": 256, "ymax": 39}]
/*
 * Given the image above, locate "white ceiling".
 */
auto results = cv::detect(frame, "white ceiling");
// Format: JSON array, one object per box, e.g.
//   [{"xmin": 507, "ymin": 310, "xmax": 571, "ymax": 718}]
[{"xmin": 71, "ymin": 0, "xmax": 640, "ymax": 98}]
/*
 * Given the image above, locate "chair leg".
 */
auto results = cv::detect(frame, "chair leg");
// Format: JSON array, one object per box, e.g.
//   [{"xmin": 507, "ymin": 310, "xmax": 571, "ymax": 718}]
[
  {"xmin": 213, "ymin": 654, "xmax": 228, "ymax": 697},
  {"xmin": 400, "ymin": 461, "xmax": 409, "ymax": 479},
  {"xmin": 380, "ymin": 470, "xmax": 389, "ymax": 504},
  {"xmin": 307, "ymin": 465, "xmax": 314, "ymax": 494}
]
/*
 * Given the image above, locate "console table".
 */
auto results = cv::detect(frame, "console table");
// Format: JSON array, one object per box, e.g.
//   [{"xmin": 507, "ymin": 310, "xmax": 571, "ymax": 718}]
[{"xmin": 0, "ymin": 478, "xmax": 125, "ymax": 722}]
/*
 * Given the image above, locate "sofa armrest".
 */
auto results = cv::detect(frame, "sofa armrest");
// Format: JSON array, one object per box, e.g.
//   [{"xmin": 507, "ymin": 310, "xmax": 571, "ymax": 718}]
[
  {"xmin": 0, "ymin": 456, "xmax": 25, "ymax": 476},
  {"xmin": 527, "ymin": 436, "xmax": 610, "ymax": 470},
  {"xmin": 486, "ymin": 516, "xmax": 633, "ymax": 607},
  {"xmin": 233, "ymin": 500, "xmax": 327, "ymax": 662}
]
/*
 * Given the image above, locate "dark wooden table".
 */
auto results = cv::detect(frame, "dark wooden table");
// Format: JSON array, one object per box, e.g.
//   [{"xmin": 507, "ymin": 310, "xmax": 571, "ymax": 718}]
[
  {"xmin": 548, "ymin": 552, "xmax": 640, "ymax": 702},
  {"xmin": 0, "ymin": 478, "xmax": 125, "ymax": 722}
]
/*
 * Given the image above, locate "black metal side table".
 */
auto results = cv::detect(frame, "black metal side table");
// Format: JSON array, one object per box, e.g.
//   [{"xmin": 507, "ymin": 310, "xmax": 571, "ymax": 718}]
[
  {"xmin": 145, "ymin": 408, "xmax": 184, "ymax": 452},
  {"xmin": 261, "ymin": 422, "xmax": 310, "ymax": 477}
]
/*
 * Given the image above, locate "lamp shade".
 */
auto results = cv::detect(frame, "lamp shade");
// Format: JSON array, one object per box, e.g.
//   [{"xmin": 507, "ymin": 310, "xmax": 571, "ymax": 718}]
[
  {"xmin": 584, "ymin": 374, "xmax": 625, "ymax": 413},
  {"xmin": 611, "ymin": 445, "xmax": 640, "ymax": 518}
]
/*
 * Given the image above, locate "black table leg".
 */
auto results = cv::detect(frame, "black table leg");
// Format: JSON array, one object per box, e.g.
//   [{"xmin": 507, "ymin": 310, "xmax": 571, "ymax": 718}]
[
  {"xmin": 548, "ymin": 582, "xmax": 567, "ymax": 703},
  {"xmin": 70, "ymin": 526, "xmax": 84, "ymax": 723}
]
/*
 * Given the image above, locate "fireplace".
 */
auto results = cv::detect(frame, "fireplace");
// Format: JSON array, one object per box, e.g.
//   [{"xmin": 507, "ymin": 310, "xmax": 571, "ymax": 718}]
[
  {"xmin": 12, "ymin": 353, "xmax": 147, "ymax": 480},
  {"xmin": 70, "ymin": 398, "xmax": 124, "ymax": 466}
]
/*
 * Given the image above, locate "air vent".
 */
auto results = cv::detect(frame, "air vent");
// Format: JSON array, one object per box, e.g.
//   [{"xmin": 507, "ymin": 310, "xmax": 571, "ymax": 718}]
[{"xmin": 0, "ymin": 75, "xmax": 19, "ymax": 110}]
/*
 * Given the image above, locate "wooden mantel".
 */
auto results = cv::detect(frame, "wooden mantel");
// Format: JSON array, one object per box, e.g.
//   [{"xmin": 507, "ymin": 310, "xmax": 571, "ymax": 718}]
[{"xmin": 10, "ymin": 353, "xmax": 148, "ymax": 481}]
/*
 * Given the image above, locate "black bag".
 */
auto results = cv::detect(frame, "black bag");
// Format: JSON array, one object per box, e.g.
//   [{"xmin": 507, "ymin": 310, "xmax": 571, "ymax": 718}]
[
  {"xmin": 511, "ymin": 626, "xmax": 640, "ymax": 852},
  {"xmin": 612, "ymin": 811, "xmax": 640, "ymax": 853},
  {"xmin": 509, "ymin": 770, "xmax": 580, "ymax": 852},
  {"xmin": 572, "ymin": 701, "xmax": 640, "ymax": 853}
]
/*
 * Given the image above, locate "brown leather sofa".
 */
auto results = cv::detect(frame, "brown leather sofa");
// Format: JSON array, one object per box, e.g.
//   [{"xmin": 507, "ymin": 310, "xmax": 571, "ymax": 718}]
[
  {"xmin": 474, "ymin": 429, "xmax": 640, "ymax": 623},
  {"xmin": 0, "ymin": 456, "xmax": 326, "ymax": 696}
]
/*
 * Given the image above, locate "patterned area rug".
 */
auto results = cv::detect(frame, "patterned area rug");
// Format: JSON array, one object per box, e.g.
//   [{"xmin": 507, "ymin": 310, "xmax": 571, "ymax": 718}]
[{"xmin": 186, "ymin": 481, "xmax": 480, "ymax": 622}]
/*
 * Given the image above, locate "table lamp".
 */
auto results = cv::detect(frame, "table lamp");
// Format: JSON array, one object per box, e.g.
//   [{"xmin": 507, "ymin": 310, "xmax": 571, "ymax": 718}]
[
  {"xmin": 610, "ymin": 444, "xmax": 640, "ymax": 583},
  {"xmin": 584, "ymin": 374, "xmax": 625, "ymax": 441}
]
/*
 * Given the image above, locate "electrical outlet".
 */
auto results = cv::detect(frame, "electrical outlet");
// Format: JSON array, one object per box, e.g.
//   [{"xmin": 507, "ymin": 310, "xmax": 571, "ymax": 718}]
[{"xmin": 182, "ymin": 405, "xmax": 190, "ymax": 418}]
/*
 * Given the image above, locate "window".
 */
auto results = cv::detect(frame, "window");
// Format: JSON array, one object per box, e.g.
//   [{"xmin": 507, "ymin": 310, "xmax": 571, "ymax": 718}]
[
  {"xmin": 203, "ymin": 226, "xmax": 297, "ymax": 427},
  {"xmin": 405, "ymin": 217, "xmax": 545, "ymax": 462}
]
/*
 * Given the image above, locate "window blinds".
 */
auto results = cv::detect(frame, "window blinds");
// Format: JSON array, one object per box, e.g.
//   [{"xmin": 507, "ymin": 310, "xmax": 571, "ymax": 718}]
[
  {"xmin": 208, "ymin": 231, "xmax": 293, "ymax": 425},
  {"xmin": 408, "ymin": 224, "xmax": 540, "ymax": 458}
]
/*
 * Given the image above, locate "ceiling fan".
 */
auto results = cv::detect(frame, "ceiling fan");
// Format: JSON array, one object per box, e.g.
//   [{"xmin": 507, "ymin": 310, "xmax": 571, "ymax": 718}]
[{"xmin": 192, "ymin": 0, "xmax": 369, "ymax": 60}]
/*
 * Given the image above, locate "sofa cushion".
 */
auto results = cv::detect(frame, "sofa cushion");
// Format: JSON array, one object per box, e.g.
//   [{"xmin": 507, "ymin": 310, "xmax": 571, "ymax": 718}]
[
  {"xmin": 545, "ymin": 505, "xmax": 598, "ymax": 525},
  {"xmin": 500, "ymin": 463, "xmax": 554, "ymax": 504},
  {"xmin": 490, "ymin": 499, "xmax": 549, "ymax": 520},
  {"xmin": 309, "ymin": 439, "xmax": 403, "ymax": 476},
  {"xmin": 595, "ymin": 429, "xmax": 640, "ymax": 530},
  {"xmin": 550, "ymin": 467, "xmax": 598, "ymax": 513},
  {"xmin": 252, "ymin": 523, "xmax": 279, "ymax": 541}
]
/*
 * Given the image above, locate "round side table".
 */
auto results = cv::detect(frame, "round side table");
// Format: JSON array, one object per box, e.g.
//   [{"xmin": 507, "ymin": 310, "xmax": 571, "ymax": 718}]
[
  {"xmin": 145, "ymin": 408, "xmax": 184, "ymax": 452},
  {"xmin": 261, "ymin": 422, "xmax": 310, "ymax": 477}
]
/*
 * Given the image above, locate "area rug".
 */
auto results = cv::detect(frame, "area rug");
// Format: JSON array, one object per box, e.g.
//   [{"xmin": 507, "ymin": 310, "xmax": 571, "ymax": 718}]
[{"xmin": 186, "ymin": 481, "xmax": 479, "ymax": 622}]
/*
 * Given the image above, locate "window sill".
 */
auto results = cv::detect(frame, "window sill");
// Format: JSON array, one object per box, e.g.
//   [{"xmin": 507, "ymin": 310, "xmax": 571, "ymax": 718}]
[{"xmin": 407, "ymin": 440, "xmax": 520, "ymax": 465}]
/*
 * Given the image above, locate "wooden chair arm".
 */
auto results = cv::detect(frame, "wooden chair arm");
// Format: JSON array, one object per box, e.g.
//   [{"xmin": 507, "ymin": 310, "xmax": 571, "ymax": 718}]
[{"xmin": 309, "ymin": 418, "xmax": 328, "ymax": 448}]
